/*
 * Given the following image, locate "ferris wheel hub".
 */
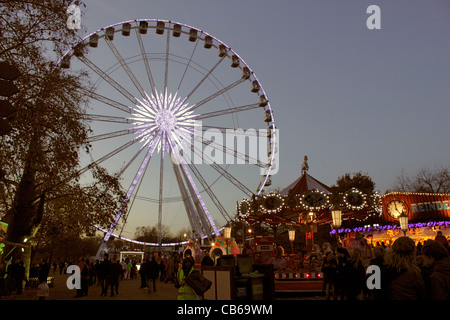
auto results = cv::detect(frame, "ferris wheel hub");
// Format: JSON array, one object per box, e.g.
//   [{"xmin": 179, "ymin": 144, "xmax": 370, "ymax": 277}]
[{"xmin": 155, "ymin": 108, "xmax": 177, "ymax": 131}]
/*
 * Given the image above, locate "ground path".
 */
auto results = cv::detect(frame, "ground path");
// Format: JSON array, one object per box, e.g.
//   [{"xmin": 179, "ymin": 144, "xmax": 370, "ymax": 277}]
[{"xmin": 1, "ymin": 272, "xmax": 179, "ymax": 300}]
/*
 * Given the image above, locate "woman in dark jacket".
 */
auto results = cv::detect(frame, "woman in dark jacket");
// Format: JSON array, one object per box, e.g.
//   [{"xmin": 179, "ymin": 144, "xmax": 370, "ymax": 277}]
[
  {"xmin": 381, "ymin": 237, "xmax": 426, "ymax": 300},
  {"xmin": 342, "ymin": 248, "xmax": 366, "ymax": 300}
]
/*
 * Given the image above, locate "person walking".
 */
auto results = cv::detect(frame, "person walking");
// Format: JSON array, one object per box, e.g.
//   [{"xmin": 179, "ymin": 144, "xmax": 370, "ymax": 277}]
[
  {"xmin": 147, "ymin": 255, "xmax": 160, "ymax": 293},
  {"xmin": 381, "ymin": 236, "xmax": 426, "ymax": 300},
  {"xmin": 335, "ymin": 247, "xmax": 349, "ymax": 300},
  {"xmin": 120, "ymin": 259, "xmax": 126, "ymax": 280},
  {"xmin": 177, "ymin": 256, "xmax": 199, "ymax": 300},
  {"xmin": 38, "ymin": 259, "xmax": 50, "ymax": 286},
  {"xmin": 80, "ymin": 258, "xmax": 90, "ymax": 296},
  {"xmin": 109, "ymin": 258, "xmax": 122, "ymax": 297},
  {"xmin": 165, "ymin": 254, "xmax": 175, "ymax": 283},
  {"xmin": 421, "ymin": 240, "xmax": 450, "ymax": 300},
  {"xmin": 342, "ymin": 248, "xmax": 366, "ymax": 300},
  {"xmin": 321, "ymin": 251, "xmax": 338, "ymax": 300},
  {"xmin": 99, "ymin": 253, "xmax": 111, "ymax": 297},
  {"xmin": 139, "ymin": 258, "xmax": 149, "ymax": 288},
  {"xmin": 125, "ymin": 259, "xmax": 132, "ymax": 280}
]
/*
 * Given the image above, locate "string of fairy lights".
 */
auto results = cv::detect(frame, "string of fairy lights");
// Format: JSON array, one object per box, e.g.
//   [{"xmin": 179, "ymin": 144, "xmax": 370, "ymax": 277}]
[{"xmin": 238, "ymin": 188, "xmax": 382, "ymax": 220}]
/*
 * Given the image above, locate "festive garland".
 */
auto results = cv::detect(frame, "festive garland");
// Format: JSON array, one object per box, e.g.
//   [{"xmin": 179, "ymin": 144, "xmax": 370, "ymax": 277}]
[
  {"xmin": 300, "ymin": 189, "xmax": 330, "ymax": 211},
  {"xmin": 343, "ymin": 188, "xmax": 367, "ymax": 210},
  {"xmin": 259, "ymin": 192, "xmax": 284, "ymax": 213}
]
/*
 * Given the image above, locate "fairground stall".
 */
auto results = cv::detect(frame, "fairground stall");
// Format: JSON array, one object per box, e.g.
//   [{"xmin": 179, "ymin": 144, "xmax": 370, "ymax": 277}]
[{"xmin": 332, "ymin": 192, "xmax": 450, "ymax": 246}]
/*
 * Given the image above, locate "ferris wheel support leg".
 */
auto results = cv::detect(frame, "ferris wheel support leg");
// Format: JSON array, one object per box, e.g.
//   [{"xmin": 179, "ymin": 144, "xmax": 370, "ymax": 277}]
[
  {"xmin": 95, "ymin": 240, "xmax": 109, "ymax": 259},
  {"xmin": 95, "ymin": 136, "xmax": 160, "ymax": 259},
  {"xmin": 177, "ymin": 156, "xmax": 220, "ymax": 239},
  {"xmin": 169, "ymin": 146, "xmax": 206, "ymax": 240},
  {"xmin": 157, "ymin": 138, "xmax": 165, "ymax": 247}
]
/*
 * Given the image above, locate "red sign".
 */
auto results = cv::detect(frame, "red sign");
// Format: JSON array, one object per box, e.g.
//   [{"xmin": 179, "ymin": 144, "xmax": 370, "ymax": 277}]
[
  {"xmin": 382, "ymin": 192, "xmax": 450, "ymax": 223},
  {"xmin": 305, "ymin": 232, "xmax": 314, "ymax": 239}
]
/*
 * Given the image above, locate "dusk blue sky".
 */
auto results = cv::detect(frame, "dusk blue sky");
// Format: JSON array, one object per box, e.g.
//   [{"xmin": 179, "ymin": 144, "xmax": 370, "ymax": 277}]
[{"xmin": 70, "ymin": 0, "xmax": 450, "ymax": 238}]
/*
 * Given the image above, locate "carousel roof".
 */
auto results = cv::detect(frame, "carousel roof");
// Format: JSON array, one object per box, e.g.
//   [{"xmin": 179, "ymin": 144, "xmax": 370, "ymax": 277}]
[
  {"xmin": 280, "ymin": 156, "xmax": 331, "ymax": 196},
  {"xmin": 280, "ymin": 172, "xmax": 332, "ymax": 196}
]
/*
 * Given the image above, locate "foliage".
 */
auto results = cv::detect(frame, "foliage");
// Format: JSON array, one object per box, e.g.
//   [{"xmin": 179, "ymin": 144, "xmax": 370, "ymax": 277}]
[
  {"xmin": 134, "ymin": 225, "xmax": 177, "ymax": 244},
  {"xmin": 391, "ymin": 166, "xmax": 449, "ymax": 194},
  {"xmin": 0, "ymin": 1, "xmax": 125, "ymax": 260}
]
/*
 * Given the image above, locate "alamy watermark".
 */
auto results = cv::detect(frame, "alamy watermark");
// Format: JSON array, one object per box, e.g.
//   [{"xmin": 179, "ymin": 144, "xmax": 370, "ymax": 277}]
[
  {"xmin": 66, "ymin": 265, "xmax": 81, "ymax": 290},
  {"xmin": 168, "ymin": 121, "xmax": 279, "ymax": 176}
]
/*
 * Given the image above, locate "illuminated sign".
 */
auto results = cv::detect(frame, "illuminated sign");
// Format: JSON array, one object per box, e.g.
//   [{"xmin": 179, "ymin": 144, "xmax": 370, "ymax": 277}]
[{"xmin": 382, "ymin": 192, "xmax": 450, "ymax": 223}]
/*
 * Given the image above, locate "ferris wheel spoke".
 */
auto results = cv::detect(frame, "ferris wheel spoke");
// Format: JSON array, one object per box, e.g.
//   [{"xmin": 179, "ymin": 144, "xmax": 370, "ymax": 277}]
[
  {"xmin": 101, "ymin": 134, "xmax": 161, "ymax": 243},
  {"xmin": 188, "ymin": 142, "xmax": 254, "ymax": 196},
  {"xmin": 86, "ymin": 127, "xmax": 140, "ymax": 143},
  {"xmin": 187, "ymin": 162, "xmax": 232, "ymax": 222},
  {"xmin": 176, "ymin": 36, "xmax": 199, "ymax": 93},
  {"xmin": 184, "ymin": 78, "xmax": 246, "ymax": 113},
  {"xmin": 104, "ymin": 36, "xmax": 146, "ymax": 99},
  {"xmin": 192, "ymin": 129, "xmax": 265, "ymax": 168},
  {"xmin": 116, "ymin": 139, "xmax": 148, "ymax": 177},
  {"xmin": 194, "ymin": 103, "xmax": 259, "ymax": 120},
  {"xmin": 182, "ymin": 55, "xmax": 226, "ymax": 104},
  {"xmin": 164, "ymin": 29, "xmax": 170, "ymax": 93},
  {"xmin": 135, "ymin": 28, "xmax": 158, "ymax": 104},
  {"xmin": 77, "ymin": 55, "xmax": 138, "ymax": 105},
  {"xmin": 78, "ymin": 138, "xmax": 141, "ymax": 177},
  {"xmin": 81, "ymin": 113, "xmax": 133, "ymax": 124},
  {"xmin": 78, "ymin": 88, "xmax": 132, "ymax": 114}
]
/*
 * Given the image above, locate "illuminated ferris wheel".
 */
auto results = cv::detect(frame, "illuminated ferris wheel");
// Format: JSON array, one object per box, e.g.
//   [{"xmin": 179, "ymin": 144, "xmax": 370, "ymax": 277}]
[{"xmin": 54, "ymin": 19, "xmax": 277, "ymax": 254}]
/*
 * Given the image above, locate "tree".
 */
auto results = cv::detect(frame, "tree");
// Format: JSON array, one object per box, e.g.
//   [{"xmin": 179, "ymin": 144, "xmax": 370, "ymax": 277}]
[
  {"xmin": 330, "ymin": 171, "xmax": 377, "ymax": 209},
  {"xmin": 391, "ymin": 166, "xmax": 449, "ymax": 194},
  {"xmin": 134, "ymin": 225, "xmax": 175, "ymax": 244},
  {"xmin": 0, "ymin": 1, "xmax": 126, "ymax": 267}
]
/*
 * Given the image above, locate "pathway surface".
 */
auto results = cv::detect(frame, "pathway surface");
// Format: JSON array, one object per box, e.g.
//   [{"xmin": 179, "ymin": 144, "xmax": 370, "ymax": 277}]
[{"xmin": 1, "ymin": 272, "xmax": 179, "ymax": 300}]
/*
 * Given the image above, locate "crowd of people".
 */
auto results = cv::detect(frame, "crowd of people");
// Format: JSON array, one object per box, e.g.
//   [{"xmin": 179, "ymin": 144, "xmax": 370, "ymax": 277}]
[
  {"xmin": 67, "ymin": 252, "xmax": 183, "ymax": 298},
  {"xmin": 318, "ymin": 232, "xmax": 450, "ymax": 300},
  {"xmin": 2, "ymin": 232, "xmax": 449, "ymax": 301}
]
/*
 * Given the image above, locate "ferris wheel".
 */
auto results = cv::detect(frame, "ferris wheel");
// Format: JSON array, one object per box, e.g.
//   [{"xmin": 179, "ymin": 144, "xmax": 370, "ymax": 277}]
[{"xmin": 54, "ymin": 19, "xmax": 277, "ymax": 254}]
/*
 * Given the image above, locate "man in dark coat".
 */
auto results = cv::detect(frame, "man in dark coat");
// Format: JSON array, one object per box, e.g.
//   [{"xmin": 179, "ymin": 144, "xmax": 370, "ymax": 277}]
[
  {"xmin": 146, "ymin": 255, "xmax": 160, "ymax": 293},
  {"xmin": 38, "ymin": 259, "xmax": 50, "ymax": 284},
  {"xmin": 109, "ymin": 257, "xmax": 122, "ymax": 297},
  {"xmin": 99, "ymin": 253, "xmax": 111, "ymax": 296},
  {"xmin": 139, "ymin": 258, "xmax": 149, "ymax": 288},
  {"xmin": 421, "ymin": 240, "xmax": 450, "ymax": 300}
]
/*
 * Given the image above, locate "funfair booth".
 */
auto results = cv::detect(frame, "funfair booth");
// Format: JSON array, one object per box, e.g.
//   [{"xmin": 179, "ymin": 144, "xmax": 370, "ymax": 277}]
[{"xmin": 332, "ymin": 192, "xmax": 450, "ymax": 246}]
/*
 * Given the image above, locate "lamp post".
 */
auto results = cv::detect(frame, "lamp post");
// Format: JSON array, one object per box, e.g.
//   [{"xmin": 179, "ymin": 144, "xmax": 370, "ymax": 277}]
[
  {"xmin": 331, "ymin": 204, "xmax": 342, "ymax": 243},
  {"xmin": 288, "ymin": 227, "xmax": 295, "ymax": 253},
  {"xmin": 224, "ymin": 225, "xmax": 232, "ymax": 254},
  {"xmin": 399, "ymin": 212, "xmax": 409, "ymax": 236}
]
